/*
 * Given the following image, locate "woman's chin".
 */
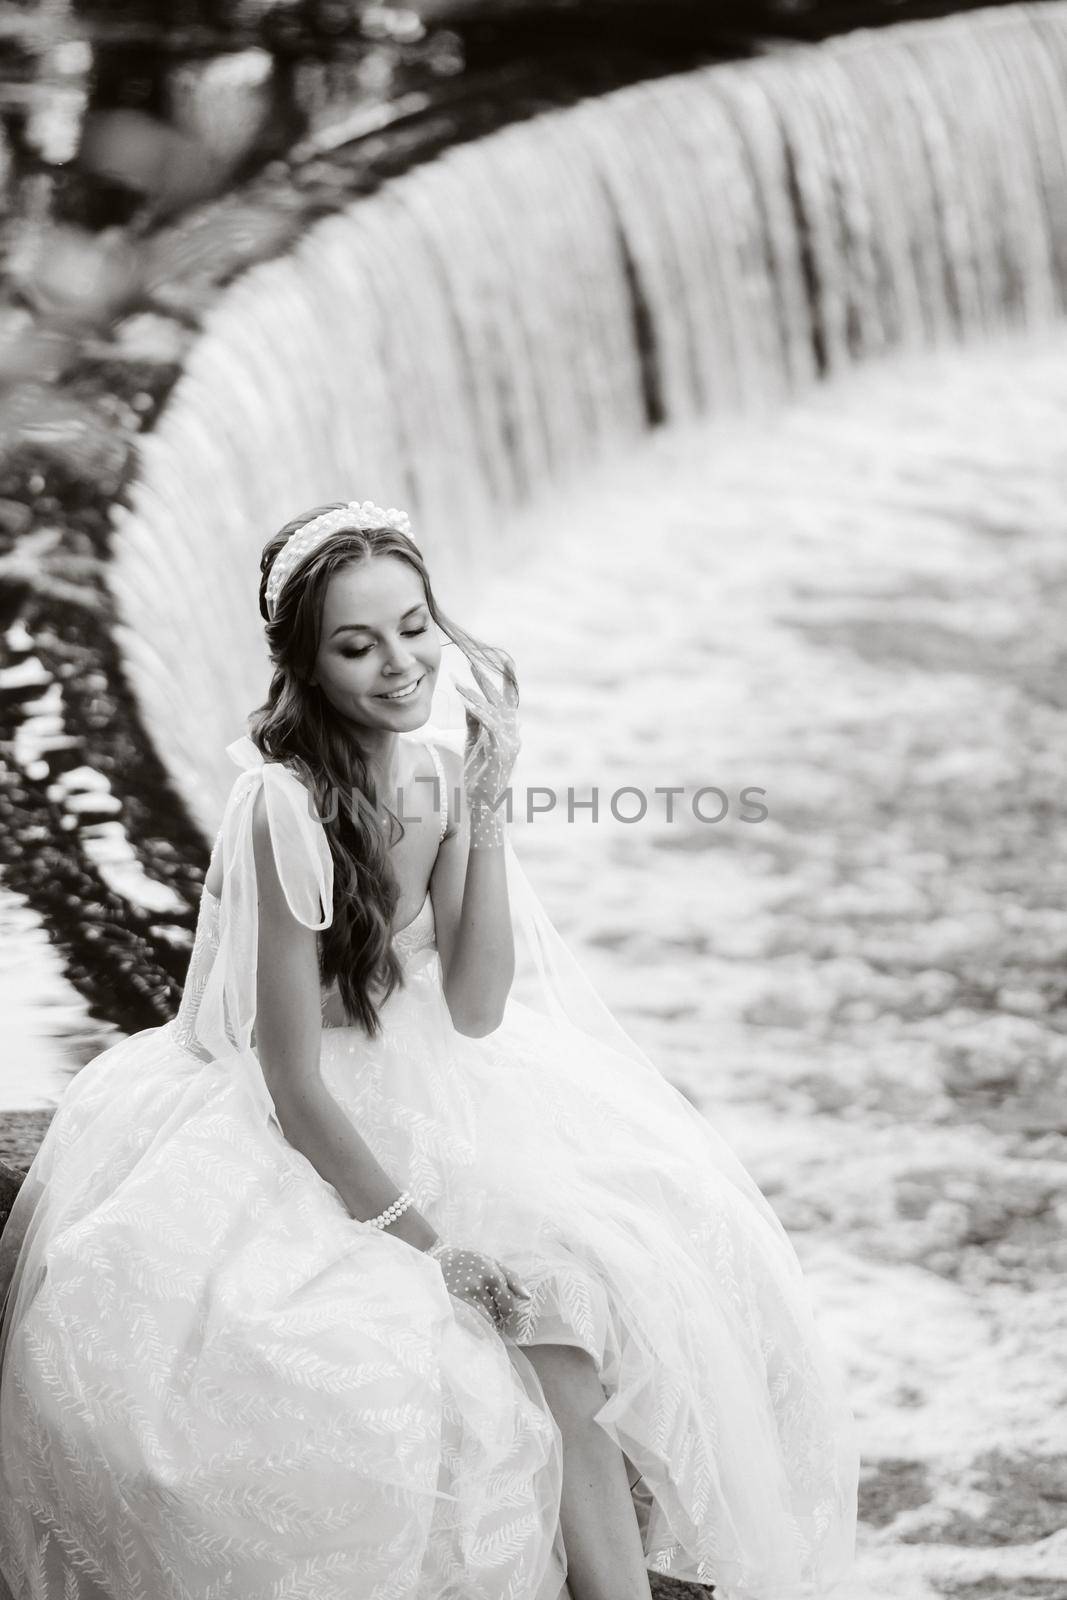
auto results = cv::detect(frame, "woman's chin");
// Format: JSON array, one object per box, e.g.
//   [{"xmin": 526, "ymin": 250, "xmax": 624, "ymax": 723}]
[
  {"xmin": 369, "ymin": 674, "xmax": 435, "ymax": 723},
  {"xmin": 389, "ymin": 704, "xmax": 431, "ymax": 730}
]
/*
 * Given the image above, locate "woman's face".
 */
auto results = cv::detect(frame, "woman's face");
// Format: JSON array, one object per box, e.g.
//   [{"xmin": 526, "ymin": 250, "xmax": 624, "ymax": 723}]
[{"xmin": 311, "ymin": 555, "xmax": 441, "ymax": 731}]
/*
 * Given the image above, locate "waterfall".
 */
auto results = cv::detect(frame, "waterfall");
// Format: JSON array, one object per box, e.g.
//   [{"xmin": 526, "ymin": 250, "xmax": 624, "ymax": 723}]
[{"xmin": 109, "ymin": 3, "xmax": 1067, "ymax": 835}]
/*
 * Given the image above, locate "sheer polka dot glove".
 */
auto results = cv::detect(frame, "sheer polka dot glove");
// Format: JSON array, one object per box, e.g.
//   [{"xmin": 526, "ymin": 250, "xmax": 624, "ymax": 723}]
[
  {"xmin": 427, "ymin": 1242, "xmax": 531, "ymax": 1333},
  {"xmin": 456, "ymin": 659, "xmax": 521, "ymax": 850}
]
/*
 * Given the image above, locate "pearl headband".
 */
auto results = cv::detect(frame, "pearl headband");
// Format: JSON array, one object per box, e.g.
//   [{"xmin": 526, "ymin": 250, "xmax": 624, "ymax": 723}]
[{"xmin": 265, "ymin": 500, "xmax": 413, "ymax": 620}]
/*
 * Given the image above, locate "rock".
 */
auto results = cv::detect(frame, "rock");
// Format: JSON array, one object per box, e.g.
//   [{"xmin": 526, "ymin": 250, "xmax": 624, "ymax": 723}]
[
  {"xmin": 0, "ymin": 1159, "xmax": 22, "ymax": 1238},
  {"xmin": 0, "ymin": 497, "xmax": 31, "ymax": 535},
  {"xmin": 108, "ymin": 312, "xmax": 192, "ymax": 366},
  {"xmin": 0, "ymin": 1110, "xmax": 54, "ymax": 1174}
]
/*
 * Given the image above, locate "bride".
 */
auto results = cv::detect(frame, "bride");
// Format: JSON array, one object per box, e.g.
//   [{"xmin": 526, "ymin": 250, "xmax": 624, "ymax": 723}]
[{"xmin": 0, "ymin": 500, "xmax": 859, "ymax": 1600}]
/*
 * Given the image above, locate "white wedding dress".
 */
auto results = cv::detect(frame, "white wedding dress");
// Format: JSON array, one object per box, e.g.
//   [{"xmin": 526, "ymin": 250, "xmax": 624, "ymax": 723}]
[{"xmin": 0, "ymin": 730, "xmax": 858, "ymax": 1600}]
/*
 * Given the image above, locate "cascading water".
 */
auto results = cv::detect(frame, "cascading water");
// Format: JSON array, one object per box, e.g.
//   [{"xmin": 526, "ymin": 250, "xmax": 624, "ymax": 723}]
[{"xmin": 110, "ymin": 4, "xmax": 1067, "ymax": 836}]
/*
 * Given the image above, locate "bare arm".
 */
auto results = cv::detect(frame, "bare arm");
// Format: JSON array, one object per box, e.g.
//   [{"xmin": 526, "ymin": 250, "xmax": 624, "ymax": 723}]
[
  {"xmin": 251, "ymin": 787, "xmax": 438, "ymax": 1250},
  {"xmin": 430, "ymin": 746, "xmax": 515, "ymax": 1037}
]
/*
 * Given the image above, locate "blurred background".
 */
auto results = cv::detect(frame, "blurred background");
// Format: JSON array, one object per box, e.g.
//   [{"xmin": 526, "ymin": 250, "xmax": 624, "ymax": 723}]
[{"xmin": 2, "ymin": 2, "xmax": 1067, "ymax": 1596}]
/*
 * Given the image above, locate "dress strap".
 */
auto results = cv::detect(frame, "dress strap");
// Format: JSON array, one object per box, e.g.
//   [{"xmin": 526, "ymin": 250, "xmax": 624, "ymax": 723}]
[{"xmin": 424, "ymin": 740, "xmax": 448, "ymax": 842}]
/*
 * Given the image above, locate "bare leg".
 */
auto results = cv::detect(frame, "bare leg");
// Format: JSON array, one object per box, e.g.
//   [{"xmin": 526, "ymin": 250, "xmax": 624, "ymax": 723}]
[{"xmin": 524, "ymin": 1343, "xmax": 652, "ymax": 1600}]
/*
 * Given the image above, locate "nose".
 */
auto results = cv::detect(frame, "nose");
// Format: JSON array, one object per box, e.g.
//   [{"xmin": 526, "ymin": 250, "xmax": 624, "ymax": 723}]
[{"xmin": 382, "ymin": 636, "xmax": 417, "ymax": 675}]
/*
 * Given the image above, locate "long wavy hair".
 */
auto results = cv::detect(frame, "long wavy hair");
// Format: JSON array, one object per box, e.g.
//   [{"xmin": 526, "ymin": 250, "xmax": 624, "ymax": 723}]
[{"xmin": 250, "ymin": 504, "xmax": 517, "ymax": 1038}]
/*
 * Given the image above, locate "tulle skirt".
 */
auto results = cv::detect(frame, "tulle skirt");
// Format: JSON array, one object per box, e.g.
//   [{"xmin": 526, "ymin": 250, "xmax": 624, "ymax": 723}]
[{"xmin": 0, "ymin": 949, "xmax": 857, "ymax": 1600}]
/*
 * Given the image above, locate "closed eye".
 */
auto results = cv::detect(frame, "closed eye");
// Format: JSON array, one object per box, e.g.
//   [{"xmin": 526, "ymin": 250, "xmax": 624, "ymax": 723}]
[{"xmin": 341, "ymin": 625, "xmax": 428, "ymax": 659}]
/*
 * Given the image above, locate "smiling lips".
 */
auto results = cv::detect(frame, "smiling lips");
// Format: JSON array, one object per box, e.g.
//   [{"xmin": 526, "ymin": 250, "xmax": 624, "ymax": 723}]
[{"xmin": 376, "ymin": 675, "xmax": 425, "ymax": 701}]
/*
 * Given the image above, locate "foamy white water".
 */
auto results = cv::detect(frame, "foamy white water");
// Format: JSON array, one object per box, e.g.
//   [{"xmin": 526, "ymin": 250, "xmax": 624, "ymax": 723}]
[{"xmin": 460, "ymin": 328, "xmax": 1067, "ymax": 1599}]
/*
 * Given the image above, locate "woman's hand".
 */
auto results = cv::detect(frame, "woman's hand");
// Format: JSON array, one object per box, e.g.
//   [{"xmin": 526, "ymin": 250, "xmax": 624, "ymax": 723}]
[
  {"xmin": 430, "ymin": 1244, "xmax": 531, "ymax": 1335},
  {"xmin": 456, "ymin": 659, "xmax": 520, "ymax": 844}
]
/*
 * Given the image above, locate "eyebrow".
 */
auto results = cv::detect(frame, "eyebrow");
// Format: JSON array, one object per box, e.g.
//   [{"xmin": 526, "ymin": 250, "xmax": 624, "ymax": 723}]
[{"xmin": 330, "ymin": 603, "xmax": 427, "ymax": 639}]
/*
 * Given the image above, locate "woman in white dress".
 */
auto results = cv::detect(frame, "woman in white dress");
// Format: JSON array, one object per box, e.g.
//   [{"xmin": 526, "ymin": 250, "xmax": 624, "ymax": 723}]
[{"xmin": 0, "ymin": 500, "xmax": 859, "ymax": 1600}]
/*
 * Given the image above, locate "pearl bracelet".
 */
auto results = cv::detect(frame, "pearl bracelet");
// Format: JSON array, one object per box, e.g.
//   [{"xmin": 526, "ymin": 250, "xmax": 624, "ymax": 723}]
[{"xmin": 366, "ymin": 1189, "xmax": 414, "ymax": 1230}]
